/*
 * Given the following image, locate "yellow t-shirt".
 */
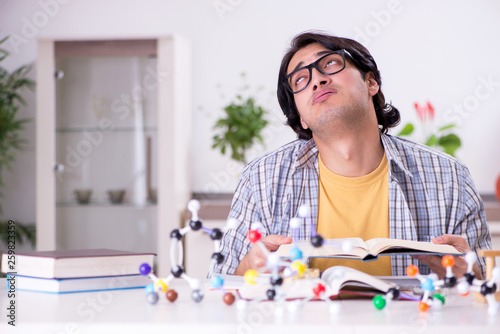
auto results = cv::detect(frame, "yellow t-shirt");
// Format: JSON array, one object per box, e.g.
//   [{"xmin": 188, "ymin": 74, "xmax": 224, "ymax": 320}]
[{"xmin": 310, "ymin": 153, "xmax": 392, "ymax": 276}]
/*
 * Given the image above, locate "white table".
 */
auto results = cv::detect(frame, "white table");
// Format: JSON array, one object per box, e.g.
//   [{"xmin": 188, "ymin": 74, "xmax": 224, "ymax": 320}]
[{"xmin": 1, "ymin": 279, "xmax": 499, "ymax": 334}]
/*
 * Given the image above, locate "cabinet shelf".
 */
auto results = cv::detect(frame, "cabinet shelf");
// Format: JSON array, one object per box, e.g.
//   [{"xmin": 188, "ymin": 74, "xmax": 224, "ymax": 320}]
[
  {"xmin": 56, "ymin": 202, "xmax": 157, "ymax": 208},
  {"xmin": 56, "ymin": 126, "xmax": 158, "ymax": 133}
]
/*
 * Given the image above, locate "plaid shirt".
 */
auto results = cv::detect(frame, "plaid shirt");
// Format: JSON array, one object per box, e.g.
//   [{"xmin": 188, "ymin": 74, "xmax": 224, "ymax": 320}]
[{"xmin": 213, "ymin": 133, "xmax": 491, "ymax": 277}]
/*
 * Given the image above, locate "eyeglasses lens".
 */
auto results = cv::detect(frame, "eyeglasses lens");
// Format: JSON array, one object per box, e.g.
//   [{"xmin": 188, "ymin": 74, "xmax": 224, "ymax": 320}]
[{"xmin": 287, "ymin": 52, "xmax": 345, "ymax": 93}]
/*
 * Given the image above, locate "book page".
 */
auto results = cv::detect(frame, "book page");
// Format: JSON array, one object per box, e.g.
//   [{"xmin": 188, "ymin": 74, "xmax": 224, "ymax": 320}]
[
  {"xmin": 276, "ymin": 238, "xmax": 369, "ymax": 259},
  {"xmin": 322, "ymin": 266, "xmax": 396, "ymax": 295}
]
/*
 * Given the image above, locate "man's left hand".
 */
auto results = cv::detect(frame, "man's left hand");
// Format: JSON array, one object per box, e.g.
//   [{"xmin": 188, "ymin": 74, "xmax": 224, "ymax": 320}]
[{"xmin": 411, "ymin": 234, "xmax": 483, "ymax": 279}]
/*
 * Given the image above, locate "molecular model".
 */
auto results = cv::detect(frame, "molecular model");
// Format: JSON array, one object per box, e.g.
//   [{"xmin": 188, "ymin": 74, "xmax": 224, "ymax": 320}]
[
  {"xmin": 405, "ymin": 253, "xmax": 500, "ymax": 315},
  {"xmin": 243, "ymin": 221, "xmax": 297, "ymax": 302},
  {"xmin": 243, "ymin": 205, "xmax": 354, "ymax": 307},
  {"xmin": 371, "ymin": 287, "xmax": 403, "ymax": 310},
  {"xmin": 242, "ymin": 204, "xmax": 500, "ymax": 317},
  {"xmin": 139, "ymin": 199, "xmax": 238, "ymax": 305}
]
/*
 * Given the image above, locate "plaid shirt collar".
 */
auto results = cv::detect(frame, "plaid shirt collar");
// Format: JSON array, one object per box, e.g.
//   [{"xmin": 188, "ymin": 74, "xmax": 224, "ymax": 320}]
[{"xmin": 294, "ymin": 132, "xmax": 414, "ymax": 177}]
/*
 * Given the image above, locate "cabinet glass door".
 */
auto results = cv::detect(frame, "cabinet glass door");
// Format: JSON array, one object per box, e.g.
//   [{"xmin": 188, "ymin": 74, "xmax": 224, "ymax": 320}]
[{"xmin": 53, "ymin": 42, "xmax": 158, "ymax": 253}]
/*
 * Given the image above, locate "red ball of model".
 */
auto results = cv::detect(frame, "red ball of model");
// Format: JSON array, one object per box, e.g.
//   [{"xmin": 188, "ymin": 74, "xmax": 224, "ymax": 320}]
[
  {"xmin": 313, "ymin": 283, "xmax": 326, "ymax": 298},
  {"xmin": 223, "ymin": 292, "xmax": 235, "ymax": 305},
  {"xmin": 247, "ymin": 229, "xmax": 262, "ymax": 243},
  {"xmin": 166, "ymin": 289, "xmax": 178, "ymax": 302}
]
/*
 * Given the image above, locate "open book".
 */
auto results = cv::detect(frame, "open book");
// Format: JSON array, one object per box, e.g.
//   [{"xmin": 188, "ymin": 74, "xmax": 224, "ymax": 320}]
[
  {"xmin": 276, "ymin": 237, "xmax": 463, "ymax": 262},
  {"xmin": 238, "ymin": 266, "xmax": 418, "ymax": 300},
  {"xmin": 322, "ymin": 266, "xmax": 398, "ymax": 295}
]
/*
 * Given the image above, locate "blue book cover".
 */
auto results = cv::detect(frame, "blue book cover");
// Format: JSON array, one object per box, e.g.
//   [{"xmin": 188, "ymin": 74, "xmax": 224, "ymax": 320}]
[{"xmin": 7, "ymin": 274, "xmax": 150, "ymax": 294}]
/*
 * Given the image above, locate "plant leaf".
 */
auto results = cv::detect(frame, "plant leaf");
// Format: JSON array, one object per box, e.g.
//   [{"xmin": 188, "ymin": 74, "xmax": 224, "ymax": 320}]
[
  {"xmin": 438, "ymin": 133, "xmax": 461, "ymax": 157},
  {"xmin": 0, "ymin": 34, "xmax": 34, "ymax": 214},
  {"xmin": 397, "ymin": 123, "xmax": 414, "ymax": 136},
  {"xmin": 437, "ymin": 124, "xmax": 456, "ymax": 132},
  {"xmin": 425, "ymin": 134, "xmax": 438, "ymax": 147}
]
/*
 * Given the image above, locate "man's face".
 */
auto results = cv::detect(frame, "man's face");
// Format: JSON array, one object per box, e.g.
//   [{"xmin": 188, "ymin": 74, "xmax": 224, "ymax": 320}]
[{"xmin": 286, "ymin": 43, "xmax": 379, "ymax": 138}]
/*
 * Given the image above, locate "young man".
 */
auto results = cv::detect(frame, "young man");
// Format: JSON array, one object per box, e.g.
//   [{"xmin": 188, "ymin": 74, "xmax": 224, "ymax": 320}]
[{"xmin": 213, "ymin": 32, "xmax": 491, "ymax": 278}]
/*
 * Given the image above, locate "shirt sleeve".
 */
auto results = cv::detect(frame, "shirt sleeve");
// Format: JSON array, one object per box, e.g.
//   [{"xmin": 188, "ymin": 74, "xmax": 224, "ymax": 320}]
[
  {"xmin": 455, "ymin": 165, "xmax": 491, "ymax": 279},
  {"xmin": 211, "ymin": 165, "xmax": 262, "ymax": 275}
]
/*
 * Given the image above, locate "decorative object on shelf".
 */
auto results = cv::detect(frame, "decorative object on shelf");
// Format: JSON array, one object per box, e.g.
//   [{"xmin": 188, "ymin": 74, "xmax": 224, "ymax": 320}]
[
  {"xmin": 74, "ymin": 189, "xmax": 92, "ymax": 204},
  {"xmin": 148, "ymin": 188, "xmax": 157, "ymax": 204},
  {"xmin": 107, "ymin": 189, "xmax": 126, "ymax": 204},
  {"xmin": 397, "ymin": 101, "xmax": 461, "ymax": 157},
  {"xmin": 139, "ymin": 199, "xmax": 238, "ymax": 305},
  {"xmin": 212, "ymin": 73, "xmax": 269, "ymax": 165},
  {"xmin": 0, "ymin": 35, "xmax": 36, "ymax": 254},
  {"xmin": 145, "ymin": 136, "xmax": 156, "ymax": 204}
]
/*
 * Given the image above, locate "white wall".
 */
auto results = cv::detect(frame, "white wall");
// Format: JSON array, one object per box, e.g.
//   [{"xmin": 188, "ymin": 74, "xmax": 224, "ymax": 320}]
[{"xmin": 1, "ymin": 0, "xmax": 500, "ymax": 224}]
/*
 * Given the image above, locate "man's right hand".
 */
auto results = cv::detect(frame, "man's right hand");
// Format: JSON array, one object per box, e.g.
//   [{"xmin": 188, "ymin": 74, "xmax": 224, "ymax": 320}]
[{"xmin": 234, "ymin": 235, "xmax": 292, "ymax": 275}]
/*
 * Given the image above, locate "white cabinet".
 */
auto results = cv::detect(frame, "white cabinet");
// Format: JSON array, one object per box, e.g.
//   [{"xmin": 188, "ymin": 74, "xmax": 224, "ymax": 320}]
[{"xmin": 36, "ymin": 36, "xmax": 191, "ymax": 276}]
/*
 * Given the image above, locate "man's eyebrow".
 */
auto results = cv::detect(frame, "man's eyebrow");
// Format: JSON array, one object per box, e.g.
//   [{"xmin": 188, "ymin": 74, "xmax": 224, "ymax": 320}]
[{"xmin": 289, "ymin": 50, "xmax": 334, "ymax": 73}]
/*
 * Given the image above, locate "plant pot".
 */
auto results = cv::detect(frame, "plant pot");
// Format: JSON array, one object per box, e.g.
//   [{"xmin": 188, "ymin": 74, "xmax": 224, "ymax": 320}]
[
  {"xmin": 74, "ymin": 189, "xmax": 92, "ymax": 204},
  {"xmin": 107, "ymin": 189, "xmax": 126, "ymax": 204}
]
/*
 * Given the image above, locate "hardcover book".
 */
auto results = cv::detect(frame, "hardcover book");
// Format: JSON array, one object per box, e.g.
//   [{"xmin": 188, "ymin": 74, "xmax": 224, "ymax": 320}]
[
  {"xmin": 276, "ymin": 237, "xmax": 463, "ymax": 262},
  {"xmin": 238, "ymin": 266, "xmax": 418, "ymax": 300},
  {"xmin": 9, "ymin": 274, "xmax": 150, "ymax": 294},
  {"xmin": 1, "ymin": 249, "xmax": 155, "ymax": 279}
]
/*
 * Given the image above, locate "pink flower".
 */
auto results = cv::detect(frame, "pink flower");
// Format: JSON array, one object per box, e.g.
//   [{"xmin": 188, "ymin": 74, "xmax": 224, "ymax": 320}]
[
  {"xmin": 414, "ymin": 101, "xmax": 435, "ymax": 123},
  {"xmin": 427, "ymin": 102, "xmax": 435, "ymax": 121},
  {"xmin": 414, "ymin": 102, "xmax": 424, "ymax": 122}
]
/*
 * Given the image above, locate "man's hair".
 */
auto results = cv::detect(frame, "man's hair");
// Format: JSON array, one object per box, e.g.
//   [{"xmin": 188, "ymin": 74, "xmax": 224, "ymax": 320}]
[{"xmin": 277, "ymin": 31, "xmax": 400, "ymax": 140}]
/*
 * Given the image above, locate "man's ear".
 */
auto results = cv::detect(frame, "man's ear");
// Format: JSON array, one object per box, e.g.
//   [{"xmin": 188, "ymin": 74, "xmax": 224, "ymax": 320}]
[
  {"xmin": 296, "ymin": 109, "xmax": 309, "ymax": 130},
  {"xmin": 300, "ymin": 118, "xmax": 309, "ymax": 130},
  {"xmin": 365, "ymin": 72, "xmax": 379, "ymax": 97}
]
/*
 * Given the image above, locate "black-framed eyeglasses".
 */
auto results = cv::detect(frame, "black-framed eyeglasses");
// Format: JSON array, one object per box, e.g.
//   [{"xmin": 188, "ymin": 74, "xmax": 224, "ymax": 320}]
[{"xmin": 284, "ymin": 49, "xmax": 352, "ymax": 94}]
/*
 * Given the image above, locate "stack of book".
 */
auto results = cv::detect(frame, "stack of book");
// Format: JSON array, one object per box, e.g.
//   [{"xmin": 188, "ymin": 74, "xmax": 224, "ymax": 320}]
[{"xmin": 1, "ymin": 248, "xmax": 155, "ymax": 294}]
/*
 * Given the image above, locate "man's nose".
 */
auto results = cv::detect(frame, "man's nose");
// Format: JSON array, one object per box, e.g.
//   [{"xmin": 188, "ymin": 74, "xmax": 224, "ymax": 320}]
[{"xmin": 310, "ymin": 68, "xmax": 331, "ymax": 91}]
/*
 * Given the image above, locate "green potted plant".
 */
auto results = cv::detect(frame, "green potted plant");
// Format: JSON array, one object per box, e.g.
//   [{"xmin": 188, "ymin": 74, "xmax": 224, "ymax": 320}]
[
  {"xmin": 212, "ymin": 74, "xmax": 269, "ymax": 165},
  {"xmin": 0, "ymin": 36, "xmax": 36, "ymax": 257}
]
